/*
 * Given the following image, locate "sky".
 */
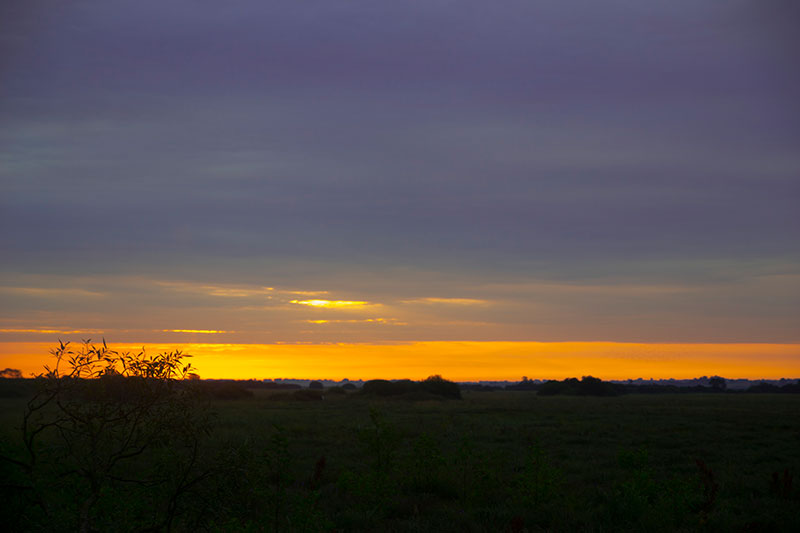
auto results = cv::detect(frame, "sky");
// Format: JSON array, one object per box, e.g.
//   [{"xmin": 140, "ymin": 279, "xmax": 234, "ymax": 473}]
[{"xmin": 1, "ymin": 1, "xmax": 798, "ymax": 380}]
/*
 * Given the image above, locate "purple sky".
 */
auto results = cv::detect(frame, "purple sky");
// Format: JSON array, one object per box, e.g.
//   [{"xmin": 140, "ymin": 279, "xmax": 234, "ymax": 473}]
[{"xmin": 1, "ymin": 0, "xmax": 798, "ymax": 345}]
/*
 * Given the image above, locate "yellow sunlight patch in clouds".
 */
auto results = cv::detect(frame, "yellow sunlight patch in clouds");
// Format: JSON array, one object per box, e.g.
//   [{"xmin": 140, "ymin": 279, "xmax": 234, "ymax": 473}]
[
  {"xmin": 157, "ymin": 280, "xmax": 330, "ymax": 298},
  {"xmin": 305, "ymin": 318, "xmax": 404, "ymax": 325},
  {"xmin": 291, "ymin": 299, "xmax": 369, "ymax": 308},
  {"xmin": 2, "ymin": 341, "xmax": 798, "ymax": 381}
]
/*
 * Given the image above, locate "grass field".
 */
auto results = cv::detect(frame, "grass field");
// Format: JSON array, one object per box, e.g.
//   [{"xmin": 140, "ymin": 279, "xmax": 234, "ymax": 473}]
[{"xmin": 2, "ymin": 388, "xmax": 799, "ymax": 531}]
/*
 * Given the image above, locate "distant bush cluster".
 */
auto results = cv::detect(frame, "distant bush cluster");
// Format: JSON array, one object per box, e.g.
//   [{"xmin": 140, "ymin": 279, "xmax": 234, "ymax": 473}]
[
  {"xmin": 361, "ymin": 375, "xmax": 462, "ymax": 400},
  {"xmin": 538, "ymin": 376, "xmax": 621, "ymax": 396},
  {"xmin": 500, "ymin": 376, "xmax": 800, "ymax": 396}
]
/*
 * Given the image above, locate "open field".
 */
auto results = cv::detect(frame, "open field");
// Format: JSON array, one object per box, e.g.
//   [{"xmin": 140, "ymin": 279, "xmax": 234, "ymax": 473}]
[{"xmin": 2, "ymin": 389, "xmax": 799, "ymax": 531}]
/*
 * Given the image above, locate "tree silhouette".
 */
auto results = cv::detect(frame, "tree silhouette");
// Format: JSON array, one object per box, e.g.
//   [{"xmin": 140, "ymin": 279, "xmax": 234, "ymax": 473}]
[
  {"xmin": 0, "ymin": 368, "xmax": 23, "ymax": 379},
  {"xmin": 2, "ymin": 340, "xmax": 209, "ymax": 532}
]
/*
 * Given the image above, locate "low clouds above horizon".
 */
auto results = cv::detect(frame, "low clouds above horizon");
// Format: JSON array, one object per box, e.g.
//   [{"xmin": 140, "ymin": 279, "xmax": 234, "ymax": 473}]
[{"xmin": 1, "ymin": 1, "xmax": 798, "ymax": 345}]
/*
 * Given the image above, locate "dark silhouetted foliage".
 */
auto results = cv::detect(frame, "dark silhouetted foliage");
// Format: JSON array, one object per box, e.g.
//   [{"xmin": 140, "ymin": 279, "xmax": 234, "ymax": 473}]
[
  {"xmin": 0, "ymin": 340, "xmax": 209, "ymax": 532},
  {"xmin": 0, "ymin": 368, "xmax": 23, "ymax": 379},
  {"xmin": 506, "ymin": 379, "xmax": 539, "ymax": 391},
  {"xmin": 420, "ymin": 375, "xmax": 461, "ymax": 399},
  {"xmin": 361, "ymin": 376, "xmax": 461, "ymax": 399},
  {"xmin": 361, "ymin": 379, "xmax": 415, "ymax": 396},
  {"xmin": 308, "ymin": 380, "xmax": 324, "ymax": 389},
  {"xmin": 537, "ymin": 376, "xmax": 621, "ymax": 396},
  {"xmin": 708, "ymin": 376, "xmax": 727, "ymax": 390}
]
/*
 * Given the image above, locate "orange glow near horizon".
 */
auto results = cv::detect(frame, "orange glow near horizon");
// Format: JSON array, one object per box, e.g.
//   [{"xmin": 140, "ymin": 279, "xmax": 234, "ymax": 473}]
[{"xmin": 0, "ymin": 341, "xmax": 798, "ymax": 381}]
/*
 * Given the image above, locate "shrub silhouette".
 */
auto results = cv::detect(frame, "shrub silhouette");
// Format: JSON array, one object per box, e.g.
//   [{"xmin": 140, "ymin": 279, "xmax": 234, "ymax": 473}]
[
  {"xmin": 0, "ymin": 368, "xmax": 23, "ymax": 379},
  {"xmin": 361, "ymin": 378, "xmax": 416, "ymax": 396},
  {"xmin": 420, "ymin": 374, "xmax": 462, "ymax": 399},
  {"xmin": 537, "ymin": 376, "xmax": 620, "ymax": 396},
  {"xmin": 361, "ymin": 376, "xmax": 461, "ymax": 399},
  {"xmin": 2, "ymin": 340, "xmax": 209, "ymax": 532},
  {"xmin": 708, "ymin": 376, "xmax": 727, "ymax": 391}
]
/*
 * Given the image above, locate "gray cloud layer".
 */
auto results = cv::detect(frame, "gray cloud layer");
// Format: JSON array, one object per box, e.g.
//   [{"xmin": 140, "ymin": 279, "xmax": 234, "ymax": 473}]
[{"xmin": 2, "ymin": 1, "xmax": 798, "ymax": 342}]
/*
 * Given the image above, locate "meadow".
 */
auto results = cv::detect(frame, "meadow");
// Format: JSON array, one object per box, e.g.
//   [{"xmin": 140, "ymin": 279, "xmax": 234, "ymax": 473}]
[{"xmin": 2, "ymin": 381, "xmax": 799, "ymax": 532}]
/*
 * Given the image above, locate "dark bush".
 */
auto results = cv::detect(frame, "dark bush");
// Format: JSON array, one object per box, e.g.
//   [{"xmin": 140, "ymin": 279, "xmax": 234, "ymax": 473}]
[
  {"xmin": 420, "ymin": 375, "xmax": 461, "ymax": 399},
  {"xmin": 361, "ymin": 376, "xmax": 461, "ymax": 399},
  {"xmin": 506, "ymin": 379, "xmax": 539, "ymax": 391},
  {"xmin": 362, "ymin": 379, "xmax": 416, "ymax": 396},
  {"xmin": 708, "ymin": 376, "xmax": 727, "ymax": 390},
  {"xmin": 0, "ymin": 368, "xmax": 23, "ymax": 379},
  {"xmin": 536, "ymin": 376, "xmax": 620, "ymax": 396},
  {"xmin": 1, "ymin": 340, "xmax": 209, "ymax": 532},
  {"xmin": 578, "ymin": 375, "xmax": 620, "ymax": 396},
  {"xmin": 308, "ymin": 380, "xmax": 324, "ymax": 389},
  {"xmin": 537, "ymin": 380, "xmax": 565, "ymax": 396}
]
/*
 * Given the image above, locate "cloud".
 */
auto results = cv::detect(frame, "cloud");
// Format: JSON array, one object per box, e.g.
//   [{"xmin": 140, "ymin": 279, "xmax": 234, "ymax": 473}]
[
  {"xmin": 304, "ymin": 318, "xmax": 405, "ymax": 326},
  {"xmin": 0, "ymin": 1, "xmax": 796, "ymax": 347},
  {"xmin": 290, "ymin": 300, "xmax": 371, "ymax": 309},
  {"xmin": 155, "ymin": 280, "xmax": 332, "ymax": 299},
  {"xmin": 161, "ymin": 329, "xmax": 233, "ymax": 334},
  {"xmin": 0, "ymin": 328, "xmax": 105, "ymax": 335},
  {"xmin": 155, "ymin": 281, "xmax": 274, "ymax": 298},
  {"xmin": 402, "ymin": 297, "xmax": 489, "ymax": 306},
  {"xmin": 0, "ymin": 287, "xmax": 104, "ymax": 298}
]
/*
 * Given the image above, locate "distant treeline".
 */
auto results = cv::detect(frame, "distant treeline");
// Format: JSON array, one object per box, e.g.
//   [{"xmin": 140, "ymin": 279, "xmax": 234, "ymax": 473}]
[{"xmin": 484, "ymin": 376, "xmax": 800, "ymax": 396}]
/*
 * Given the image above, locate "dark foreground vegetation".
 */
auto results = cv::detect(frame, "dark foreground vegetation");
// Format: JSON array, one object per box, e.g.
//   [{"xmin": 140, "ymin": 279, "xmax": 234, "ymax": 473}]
[{"xmin": 1, "ymin": 343, "xmax": 799, "ymax": 531}]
